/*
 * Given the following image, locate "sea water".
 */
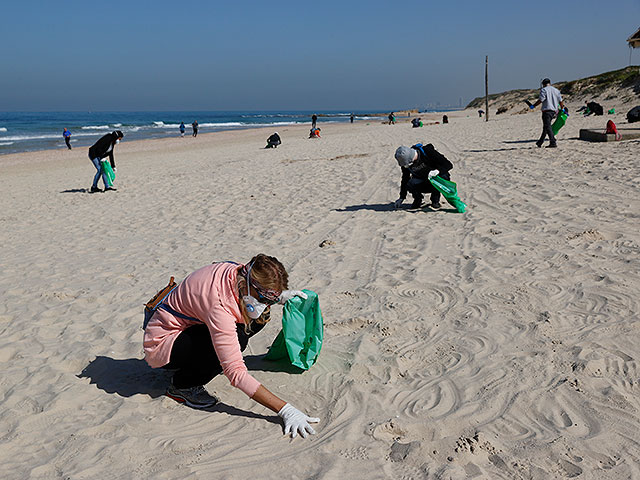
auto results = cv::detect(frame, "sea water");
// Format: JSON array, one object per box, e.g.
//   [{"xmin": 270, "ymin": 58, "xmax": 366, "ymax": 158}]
[{"xmin": 0, "ymin": 111, "xmax": 383, "ymax": 155}]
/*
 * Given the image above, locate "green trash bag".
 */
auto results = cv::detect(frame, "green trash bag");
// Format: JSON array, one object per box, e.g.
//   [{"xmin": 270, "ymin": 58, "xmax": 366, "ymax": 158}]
[
  {"xmin": 265, "ymin": 289, "xmax": 323, "ymax": 370},
  {"xmin": 552, "ymin": 109, "xmax": 568, "ymax": 136},
  {"xmin": 429, "ymin": 176, "xmax": 467, "ymax": 213},
  {"xmin": 101, "ymin": 159, "xmax": 115, "ymax": 187},
  {"xmin": 608, "ymin": 108, "xmax": 615, "ymax": 114}
]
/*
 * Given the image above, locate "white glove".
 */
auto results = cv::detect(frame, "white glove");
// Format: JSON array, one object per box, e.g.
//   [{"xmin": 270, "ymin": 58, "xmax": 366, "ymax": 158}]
[
  {"xmin": 394, "ymin": 198, "xmax": 404, "ymax": 209},
  {"xmin": 113, "ymin": 168, "xmax": 117, "ymax": 173},
  {"xmin": 277, "ymin": 403, "xmax": 320, "ymax": 438},
  {"xmin": 278, "ymin": 290, "xmax": 308, "ymax": 305},
  {"xmin": 428, "ymin": 170, "xmax": 439, "ymax": 179}
]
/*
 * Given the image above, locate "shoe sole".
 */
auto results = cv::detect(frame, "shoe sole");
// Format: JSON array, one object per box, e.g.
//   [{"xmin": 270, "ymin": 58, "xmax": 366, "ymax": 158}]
[{"xmin": 166, "ymin": 392, "xmax": 218, "ymax": 409}]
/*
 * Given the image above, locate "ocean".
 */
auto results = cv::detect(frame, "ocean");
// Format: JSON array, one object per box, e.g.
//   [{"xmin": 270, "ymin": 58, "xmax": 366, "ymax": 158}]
[{"xmin": 0, "ymin": 111, "xmax": 385, "ymax": 156}]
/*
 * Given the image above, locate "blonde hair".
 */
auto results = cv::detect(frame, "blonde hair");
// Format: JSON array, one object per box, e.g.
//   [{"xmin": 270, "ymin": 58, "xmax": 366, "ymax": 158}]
[{"xmin": 237, "ymin": 254, "xmax": 289, "ymax": 327}]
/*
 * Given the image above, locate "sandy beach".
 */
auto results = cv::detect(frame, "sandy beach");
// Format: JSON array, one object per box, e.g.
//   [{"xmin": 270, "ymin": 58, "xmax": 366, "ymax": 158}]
[{"xmin": 1, "ymin": 106, "xmax": 639, "ymax": 479}]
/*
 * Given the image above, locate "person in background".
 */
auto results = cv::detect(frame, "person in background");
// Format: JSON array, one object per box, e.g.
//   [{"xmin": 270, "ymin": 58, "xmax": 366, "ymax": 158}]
[
  {"xmin": 192, "ymin": 120, "xmax": 198, "ymax": 137},
  {"xmin": 350, "ymin": 113, "xmax": 354, "ymax": 124},
  {"xmin": 265, "ymin": 132, "xmax": 281, "ymax": 148},
  {"xmin": 143, "ymin": 254, "xmax": 319, "ymax": 439},
  {"xmin": 442, "ymin": 115, "xmax": 449, "ymax": 124},
  {"xmin": 388, "ymin": 112, "xmax": 396, "ymax": 125},
  {"xmin": 311, "ymin": 114, "xmax": 318, "ymax": 129},
  {"xmin": 63, "ymin": 128, "xmax": 72, "ymax": 149},
  {"xmin": 88, "ymin": 130, "xmax": 123, "ymax": 193},
  {"xmin": 529, "ymin": 78, "xmax": 565, "ymax": 148},
  {"xmin": 393, "ymin": 143, "xmax": 454, "ymax": 209},
  {"xmin": 179, "ymin": 122, "xmax": 186, "ymax": 137},
  {"xmin": 478, "ymin": 109, "xmax": 484, "ymax": 118}
]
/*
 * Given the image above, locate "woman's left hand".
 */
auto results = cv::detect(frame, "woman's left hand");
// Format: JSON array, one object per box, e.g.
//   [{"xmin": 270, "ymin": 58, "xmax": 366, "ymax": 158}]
[{"xmin": 278, "ymin": 290, "xmax": 307, "ymax": 305}]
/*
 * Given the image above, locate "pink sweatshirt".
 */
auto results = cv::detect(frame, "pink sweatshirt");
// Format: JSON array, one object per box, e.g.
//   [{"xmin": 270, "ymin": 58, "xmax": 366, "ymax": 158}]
[{"xmin": 143, "ymin": 262, "xmax": 261, "ymax": 397}]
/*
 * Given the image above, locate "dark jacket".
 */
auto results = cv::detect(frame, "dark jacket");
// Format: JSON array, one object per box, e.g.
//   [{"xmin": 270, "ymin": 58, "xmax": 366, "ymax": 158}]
[
  {"xmin": 88, "ymin": 132, "xmax": 118, "ymax": 168},
  {"xmin": 400, "ymin": 143, "xmax": 453, "ymax": 199}
]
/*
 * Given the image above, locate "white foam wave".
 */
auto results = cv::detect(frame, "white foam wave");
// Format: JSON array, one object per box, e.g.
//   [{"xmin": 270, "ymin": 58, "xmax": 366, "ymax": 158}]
[
  {"xmin": 0, "ymin": 127, "xmax": 7, "ymax": 132},
  {"xmin": 153, "ymin": 121, "xmax": 165, "ymax": 126},
  {"xmin": 81, "ymin": 125, "xmax": 111, "ymax": 130},
  {"xmin": 0, "ymin": 141, "xmax": 14, "ymax": 146},
  {"xmin": 113, "ymin": 123, "xmax": 122, "ymax": 127}
]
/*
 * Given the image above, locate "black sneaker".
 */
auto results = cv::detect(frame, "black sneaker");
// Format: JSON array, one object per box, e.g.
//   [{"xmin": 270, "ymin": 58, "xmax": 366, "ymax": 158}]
[
  {"xmin": 546, "ymin": 144, "xmax": 557, "ymax": 148},
  {"xmin": 104, "ymin": 187, "xmax": 118, "ymax": 191},
  {"xmin": 166, "ymin": 383, "xmax": 219, "ymax": 409},
  {"xmin": 535, "ymin": 141, "xmax": 543, "ymax": 148},
  {"xmin": 89, "ymin": 186, "xmax": 102, "ymax": 193},
  {"xmin": 409, "ymin": 200, "xmax": 423, "ymax": 209},
  {"xmin": 431, "ymin": 202, "xmax": 442, "ymax": 209}
]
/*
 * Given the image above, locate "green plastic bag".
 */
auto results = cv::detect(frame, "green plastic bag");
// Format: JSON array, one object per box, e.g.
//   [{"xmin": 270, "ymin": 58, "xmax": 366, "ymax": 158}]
[
  {"xmin": 265, "ymin": 289, "xmax": 323, "ymax": 370},
  {"xmin": 429, "ymin": 176, "xmax": 467, "ymax": 213},
  {"xmin": 552, "ymin": 109, "xmax": 568, "ymax": 136},
  {"xmin": 608, "ymin": 108, "xmax": 615, "ymax": 114},
  {"xmin": 101, "ymin": 159, "xmax": 115, "ymax": 187}
]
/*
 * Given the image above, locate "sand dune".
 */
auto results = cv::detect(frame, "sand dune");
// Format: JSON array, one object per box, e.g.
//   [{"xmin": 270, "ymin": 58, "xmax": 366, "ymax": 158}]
[{"xmin": 0, "ymin": 107, "xmax": 639, "ymax": 479}]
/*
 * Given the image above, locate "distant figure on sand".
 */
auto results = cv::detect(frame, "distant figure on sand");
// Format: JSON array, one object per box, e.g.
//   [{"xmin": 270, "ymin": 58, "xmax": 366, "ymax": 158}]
[
  {"xmin": 309, "ymin": 127, "xmax": 321, "ymax": 138},
  {"xmin": 265, "ymin": 132, "xmax": 281, "ymax": 148},
  {"xmin": 63, "ymin": 128, "xmax": 72, "ymax": 149},
  {"xmin": 142, "ymin": 255, "xmax": 319, "ymax": 438},
  {"xmin": 442, "ymin": 115, "xmax": 449, "ymax": 124},
  {"xmin": 88, "ymin": 130, "xmax": 123, "ymax": 193},
  {"xmin": 192, "ymin": 120, "xmax": 198, "ymax": 137},
  {"xmin": 478, "ymin": 109, "xmax": 484, "ymax": 118},
  {"xmin": 179, "ymin": 122, "xmax": 185, "ymax": 137},
  {"xmin": 411, "ymin": 118, "xmax": 422, "ymax": 128},
  {"xmin": 311, "ymin": 114, "xmax": 317, "ymax": 129},
  {"xmin": 393, "ymin": 143, "xmax": 454, "ymax": 209},
  {"xmin": 529, "ymin": 78, "xmax": 564, "ymax": 148},
  {"xmin": 388, "ymin": 112, "xmax": 396, "ymax": 125},
  {"xmin": 350, "ymin": 113, "xmax": 354, "ymax": 123}
]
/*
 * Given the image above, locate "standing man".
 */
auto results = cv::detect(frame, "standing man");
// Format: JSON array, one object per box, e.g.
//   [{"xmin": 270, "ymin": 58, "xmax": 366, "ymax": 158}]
[
  {"xmin": 88, "ymin": 130, "xmax": 123, "ymax": 193},
  {"xmin": 311, "ymin": 114, "xmax": 318, "ymax": 129},
  {"xmin": 179, "ymin": 122, "xmax": 186, "ymax": 137},
  {"xmin": 192, "ymin": 120, "xmax": 198, "ymax": 137},
  {"xmin": 530, "ymin": 78, "xmax": 565, "ymax": 148},
  {"xmin": 63, "ymin": 128, "xmax": 72, "ymax": 149},
  {"xmin": 393, "ymin": 143, "xmax": 454, "ymax": 209},
  {"xmin": 350, "ymin": 113, "xmax": 354, "ymax": 123}
]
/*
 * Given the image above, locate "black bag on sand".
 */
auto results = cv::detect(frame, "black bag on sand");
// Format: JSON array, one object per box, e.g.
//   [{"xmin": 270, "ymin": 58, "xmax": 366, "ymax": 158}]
[{"xmin": 627, "ymin": 106, "xmax": 640, "ymax": 123}]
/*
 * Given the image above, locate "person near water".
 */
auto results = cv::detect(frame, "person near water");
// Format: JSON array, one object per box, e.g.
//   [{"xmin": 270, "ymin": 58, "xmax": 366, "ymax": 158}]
[
  {"xmin": 87, "ymin": 130, "xmax": 123, "ymax": 193},
  {"xmin": 393, "ymin": 143, "xmax": 454, "ymax": 209},
  {"xmin": 311, "ymin": 114, "xmax": 318, "ymax": 129},
  {"xmin": 179, "ymin": 122, "xmax": 185, "ymax": 137},
  {"xmin": 388, "ymin": 112, "xmax": 396, "ymax": 125},
  {"xmin": 309, "ymin": 127, "xmax": 321, "ymax": 138},
  {"xmin": 143, "ymin": 254, "xmax": 320, "ymax": 438},
  {"xmin": 265, "ymin": 132, "xmax": 281, "ymax": 148},
  {"xmin": 192, "ymin": 120, "xmax": 198, "ymax": 137},
  {"xmin": 529, "ymin": 78, "xmax": 565, "ymax": 148},
  {"xmin": 63, "ymin": 128, "xmax": 72, "ymax": 149},
  {"xmin": 350, "ymin": 113, "xmax": 354, "ymax": 123}
]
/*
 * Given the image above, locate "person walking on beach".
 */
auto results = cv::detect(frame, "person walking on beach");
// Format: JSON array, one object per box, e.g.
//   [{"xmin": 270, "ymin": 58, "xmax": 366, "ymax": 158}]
[
  {"xmin": 388, "ymin": 112, "xmax": 396, "ymax": 125},
  {"xmin": 88, "ymin": 130, "xmax": 123, "ymax": 193},
  {"xmin": 529, "ymin": 78, "xmax": 565, "ymax": 148},
  {"xmin": 143, "ymin": 254, "xmax": 319, "ymax": 438},
  {"xmin": 179, "ymin": 122, "xmax": 185, "ymax": 137},
  {"xmin": 63, "ymin": 128, "xmax": 72, "ymax": 149},
  {"xmin": 192, "ymin": 120, "xmax": 198, "ymax": 137},
  {"xmin": 311, "ymin": 114, "xmax": 318, "ymax": 129},
  {"xmin": 350, "ymin": 113, "xmax": 354, "ymax": 124},
  {"xmin": 393, "ymin": 143, "xmax": 454, "ymax": 209}
]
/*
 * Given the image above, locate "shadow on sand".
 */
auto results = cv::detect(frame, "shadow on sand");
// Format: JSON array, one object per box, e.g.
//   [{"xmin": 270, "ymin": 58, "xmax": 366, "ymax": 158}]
[
  {"xmin": 335, "ymin": 203, "xmax": 458, "ymax": 214},
  {"xmin": 78, "ymin": 355, "xmax": 280, "ymax": 422},
  {"xmin": 61, "ymin": 188, "xmax": 89, "ymax": 194}
]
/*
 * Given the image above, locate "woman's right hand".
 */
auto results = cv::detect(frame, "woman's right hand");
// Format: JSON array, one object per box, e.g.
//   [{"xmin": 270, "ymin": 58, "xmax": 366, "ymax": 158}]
[{"xmin": 277, "ymin": 403, "xmax": 320, "ymax": 438}]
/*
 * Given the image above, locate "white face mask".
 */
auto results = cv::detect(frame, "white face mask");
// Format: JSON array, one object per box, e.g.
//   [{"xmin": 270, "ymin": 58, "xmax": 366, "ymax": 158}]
[{"xmin": 242, "ymin": 263, "xmax": 267, "ymax": 319}]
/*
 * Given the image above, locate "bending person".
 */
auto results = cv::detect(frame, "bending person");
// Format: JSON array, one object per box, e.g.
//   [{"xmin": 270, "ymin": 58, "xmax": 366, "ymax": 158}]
[
  {"xmin": 265, "ymin": 132, "xmax": 281, "ymax": 148},
  {"xmin": 88, "ymin": 130, "xmax": 123, "ymax": 193},
  {"xmin": 143, "ymin": 254, "xmax": 319, "ymax": 438}
]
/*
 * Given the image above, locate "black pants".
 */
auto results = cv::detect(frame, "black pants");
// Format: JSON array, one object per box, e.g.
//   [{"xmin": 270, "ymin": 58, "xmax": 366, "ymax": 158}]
[
  {"xmin": 538, "ymin": 110, "xmax": 556, "ymax": 146},
  {"xmin": 163, "ymin": 323, "xmax": 259, "ymax": 389},
  {"xmin": 65, "ymin": 137, "xmax": 71, "ymax": 149},
  {"xmin": 193, "ymin": 129, "xmax": 198, "ymax": 137},
  {"xmin": 408, "ymin": 171, "xmax": 450, "ymax": 205}
]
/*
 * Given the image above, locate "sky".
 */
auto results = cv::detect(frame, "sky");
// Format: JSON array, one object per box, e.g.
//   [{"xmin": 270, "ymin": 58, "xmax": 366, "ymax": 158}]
[{"xmin": 1, "ymin": 0, "xmax": 639, "ymax": 111}]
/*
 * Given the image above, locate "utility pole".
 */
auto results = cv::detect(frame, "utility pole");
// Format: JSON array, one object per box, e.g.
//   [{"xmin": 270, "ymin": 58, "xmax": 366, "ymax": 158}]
[{"xmin": 485, "ymin": 55, "xmax": 489, "ymax": 122}]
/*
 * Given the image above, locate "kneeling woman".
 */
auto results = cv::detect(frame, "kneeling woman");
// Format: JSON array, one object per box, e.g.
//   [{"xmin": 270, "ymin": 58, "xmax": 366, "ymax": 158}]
[{"xmin": 143, "ymin": 254, "xmax": 319, "ymax": 438}]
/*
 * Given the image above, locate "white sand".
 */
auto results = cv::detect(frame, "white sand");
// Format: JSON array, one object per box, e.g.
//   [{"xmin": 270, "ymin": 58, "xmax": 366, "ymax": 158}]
[{"xmin": 1, "ymin": 108, "xmax": 639, "ymax": 479}]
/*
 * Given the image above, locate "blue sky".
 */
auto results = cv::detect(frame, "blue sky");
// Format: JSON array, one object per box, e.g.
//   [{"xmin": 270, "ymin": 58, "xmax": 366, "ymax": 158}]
[{"xmin": 1, "ymin": 0, "xmax": 638, "ymax": 111}]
